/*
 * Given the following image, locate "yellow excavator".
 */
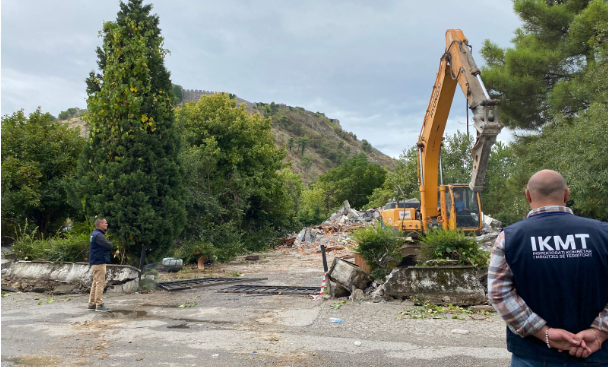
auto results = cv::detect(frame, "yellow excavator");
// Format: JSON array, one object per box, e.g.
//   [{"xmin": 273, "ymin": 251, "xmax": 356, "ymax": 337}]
[{"xmin": 381, "ymin": 29, "xmax": 503, "ymax": 235}]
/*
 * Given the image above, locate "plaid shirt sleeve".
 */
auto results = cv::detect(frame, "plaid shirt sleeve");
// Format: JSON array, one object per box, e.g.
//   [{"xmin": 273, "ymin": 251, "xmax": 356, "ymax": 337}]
[
  {"xmin": 591, "ymin": 304, "xmax": 608, "ymax": 331},
  {"xmin": 487, "ymin": 231, "xmax": 546, "ymax": 337}
]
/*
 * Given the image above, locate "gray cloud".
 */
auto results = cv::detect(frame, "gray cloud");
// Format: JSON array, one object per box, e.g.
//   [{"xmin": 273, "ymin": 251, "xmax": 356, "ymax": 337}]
[{"xmin": 2, "ymin": 0, "xmax": 520, "ymax": 157}]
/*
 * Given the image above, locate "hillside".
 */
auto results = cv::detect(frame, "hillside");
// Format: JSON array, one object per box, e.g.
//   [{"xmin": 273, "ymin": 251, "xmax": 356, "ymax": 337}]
[
  {"xmin": 255, "ymin": 102, "xmax": 397, "ymax": 183},
  {"xmin": 59, "ymin": 95, "xmax": 397, "ymax": 184}
]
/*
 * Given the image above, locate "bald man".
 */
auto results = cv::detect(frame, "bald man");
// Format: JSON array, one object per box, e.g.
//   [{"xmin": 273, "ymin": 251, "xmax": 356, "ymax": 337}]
[{"xmin": 488, "ymin": 170, "xmax": 608, "ymax": 366}]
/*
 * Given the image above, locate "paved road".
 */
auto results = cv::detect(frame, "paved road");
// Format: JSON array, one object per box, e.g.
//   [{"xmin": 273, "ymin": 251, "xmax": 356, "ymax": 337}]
[{"xmin": 1, "ymin": 252, "xmax": 511, "ymax": 366}]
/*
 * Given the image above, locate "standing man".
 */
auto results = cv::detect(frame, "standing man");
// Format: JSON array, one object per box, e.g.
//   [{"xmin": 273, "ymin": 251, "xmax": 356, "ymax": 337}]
[
  {"xmin": 88, "ymin": 217, "xmax": 113, "ymax": 312},
  {"xmin": 488, "ymin": 170, "xmax": 608, "ymax": 365}
]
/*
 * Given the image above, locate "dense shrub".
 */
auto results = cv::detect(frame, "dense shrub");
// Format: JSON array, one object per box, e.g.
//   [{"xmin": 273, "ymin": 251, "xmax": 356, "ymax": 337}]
[
  {"xmin": 352, "ymin": 223, "xmax": 403, "ymax": 280},
  {"xmin": 418, "ymin": 228, "xmax": 488, "ymax": 267},
  {"xmin": 12, "ymin": 223, "xmax": 90, "ymax": 262}
]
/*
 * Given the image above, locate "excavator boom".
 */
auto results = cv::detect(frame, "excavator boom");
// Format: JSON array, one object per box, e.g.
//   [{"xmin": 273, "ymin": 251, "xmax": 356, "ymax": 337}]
[{"xmin": 418, "ymin": 29, "xmax": 503, "ymax": 223}]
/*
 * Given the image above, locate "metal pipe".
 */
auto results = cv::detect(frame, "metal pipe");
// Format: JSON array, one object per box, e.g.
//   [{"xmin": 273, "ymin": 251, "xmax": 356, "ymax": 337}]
[
  {"xmin": 320, "ymin": 245, "xmax": 328, "ymax": 273},
  {"xmin": 477, "ymin": 75, "xmax": 490, "ymax": 99}
]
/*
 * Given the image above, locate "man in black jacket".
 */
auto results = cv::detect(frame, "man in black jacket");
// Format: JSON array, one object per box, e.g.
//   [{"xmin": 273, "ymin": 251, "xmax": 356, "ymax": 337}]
[{"xmin": 88, "ymin": 218, "xmax": 114, "ymax": 312}]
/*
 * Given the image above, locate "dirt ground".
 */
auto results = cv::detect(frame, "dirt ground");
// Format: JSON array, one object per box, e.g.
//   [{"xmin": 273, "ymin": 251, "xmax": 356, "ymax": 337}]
[{"xmin": 1, "ymin": 248, "xmax": 512, "ymax": 367}]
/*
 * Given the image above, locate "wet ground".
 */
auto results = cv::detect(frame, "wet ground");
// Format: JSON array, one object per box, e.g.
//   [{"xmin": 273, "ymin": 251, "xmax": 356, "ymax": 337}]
[{"xmin": 1, "ymin": 249, "xmax": 511, "ymax": 366}]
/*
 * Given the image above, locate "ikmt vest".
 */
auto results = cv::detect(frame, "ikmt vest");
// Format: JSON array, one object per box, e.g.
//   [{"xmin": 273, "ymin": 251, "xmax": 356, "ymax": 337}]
[
  {"xmin": 504, "ymin": 211, "xmax": 608, "ymax": 363},
  {"xmin": 89, "ymin": 229, "xmax": 111, "ymax": 265}
]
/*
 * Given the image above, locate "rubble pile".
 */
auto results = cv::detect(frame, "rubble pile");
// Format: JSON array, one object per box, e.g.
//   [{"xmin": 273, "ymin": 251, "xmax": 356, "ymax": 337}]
[
  {"xmin": 279, "ymin": 200, "xmax": 380, "ymax": 257},
  {"xmin": 477, "ymin": 215, "xmax": 503, "ymax": 251}
]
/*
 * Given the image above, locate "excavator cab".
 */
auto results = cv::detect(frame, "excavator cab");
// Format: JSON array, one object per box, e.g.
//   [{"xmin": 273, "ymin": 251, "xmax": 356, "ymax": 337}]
[{"xmin": 440, "ymin": 184, "xmax": 482, "ymax": 233}]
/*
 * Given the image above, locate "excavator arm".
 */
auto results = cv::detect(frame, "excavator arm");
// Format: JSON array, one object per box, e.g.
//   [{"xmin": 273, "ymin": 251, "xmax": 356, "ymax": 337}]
[{"xmin": 417, "ymin": 29, "xmax": 503, "ymax": 222}]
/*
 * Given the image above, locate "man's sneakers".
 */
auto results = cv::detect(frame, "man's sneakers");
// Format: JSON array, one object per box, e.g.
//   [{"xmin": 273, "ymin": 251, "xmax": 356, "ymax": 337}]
[
  {"xmin": 95, "ymin": 304, "xmax": 111, "ymax": 312},
  {"xmin": 87, "ymin": 305, "xmax": 96, "ymax": 311}
]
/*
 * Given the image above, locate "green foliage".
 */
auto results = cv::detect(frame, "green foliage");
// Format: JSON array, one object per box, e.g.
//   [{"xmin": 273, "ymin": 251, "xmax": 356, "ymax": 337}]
[
  {"xmin": 12, "ymin": 223, "xmax": 90, "ymax": 262},
  {"xmin": 1, "ymin": 108, "xmax": 85, "ymax": 241},
  {"xmin": 440, "ymin": 132, "xmax": 474, "ymax": 184},
  {"xmin": 175, "ymin": 93, "xmax": 295, "ymax": 255},
  {"xmin": 418, "ymin": 228, "xmax": 488, "ymax": 267},
  {"xmin": 481, "ymin": 0, "xmax": 607, "ymax": 130},
  {"xmin": 482, "ymin": 142, "xmax": 529, "ymax": 225},
  {"xmin": 297, "ymin": 185, "xmax": 329, "ymax": 226},
  {"xmin": 171, "ymin": 85, "xmax": 183, "ymax": 105},
  {"xmin": 71, "ymin": 0, "xmax": 186, "ymax": 263},
  {"xmin": 398, "ymin": 299, "xmax": 494, "ymax": 320},
  {"xmin": 366, "ymin": 147, "xmax": 418, "ymax": 209},
  {"xmin": 353, "ymin": 223, "xmax": 402, "ymax": 280},
  {"xmin": 57, "ymin": 107, "xmax": 81, "ymax": 120},
  {"xmin": 316, "ymin": 153, "xmax": 386, "ymax": 209},
  {"xmin": 480, "ymin": 0, "xmax": 608, "ymax": 222},
  {"xmin": 361, "ymin": 139, "xmax": 372, "ymax": 153},
  {"xmin": 168, "ymin": 240, "xmax": 215, "ymax": 264}
]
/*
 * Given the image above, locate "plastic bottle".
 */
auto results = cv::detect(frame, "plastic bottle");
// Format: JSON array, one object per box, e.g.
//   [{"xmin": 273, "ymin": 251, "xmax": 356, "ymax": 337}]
[{"xmin": 329, "ymin": 317, "xmax": 343, "ymax": 323}]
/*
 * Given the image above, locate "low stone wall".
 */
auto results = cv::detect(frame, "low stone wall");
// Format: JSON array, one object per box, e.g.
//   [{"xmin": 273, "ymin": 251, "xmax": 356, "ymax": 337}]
[
  {"xmin": 383, "ymin": 266, "xmax": 486, "ymax": 306},
  {"xmin": 2, "ymin": 261, "xmax": 140, "ymax": 294}
]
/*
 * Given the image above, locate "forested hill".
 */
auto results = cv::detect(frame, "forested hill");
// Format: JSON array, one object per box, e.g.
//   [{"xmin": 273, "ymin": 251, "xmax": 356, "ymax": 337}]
[
  {"xmin": 59, "ymin": 97, "xmax": 398, "ymax": 184},
  {"xmin": 255, "ymin": 102, "xmax": 397, "ymax": 184}
]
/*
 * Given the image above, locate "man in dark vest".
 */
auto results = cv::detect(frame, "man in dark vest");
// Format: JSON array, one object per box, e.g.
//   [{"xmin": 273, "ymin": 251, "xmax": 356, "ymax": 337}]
[
  {"xmin": 488, "ymin": 170, "xmax": 608, "ymax": 366},
  {"xmin": 88, "ymin": 217, "xmax": 114, "ymax": 312}
]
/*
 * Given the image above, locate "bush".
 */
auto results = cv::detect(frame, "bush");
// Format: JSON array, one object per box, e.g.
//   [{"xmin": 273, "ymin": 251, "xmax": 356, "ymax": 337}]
[
  {"xmin": 353, "ymin": 223, "xmax": 403, "ymax": 280},
  {"xmin": 167, "ymin": 240, "xmax": 216, "ymax": 265},
  {"xmin": 12, "ymin": 223, "xmax": 90, "ymax": 262},
  {"xmin": 418, "ymin": 228, "xmax": 488, "ymax": 267}
]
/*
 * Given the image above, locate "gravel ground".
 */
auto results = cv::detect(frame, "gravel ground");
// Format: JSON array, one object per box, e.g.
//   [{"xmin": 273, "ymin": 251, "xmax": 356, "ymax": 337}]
[{"xmin": 1, "ymin": 250, "xmax": 511, "ymax": 366}]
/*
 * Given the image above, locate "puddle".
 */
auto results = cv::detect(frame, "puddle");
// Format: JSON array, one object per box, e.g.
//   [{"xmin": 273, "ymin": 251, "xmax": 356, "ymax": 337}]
[
  {"xmin": 108, "ymin": 310, "xmax": 149, "ymax": 319},
  {"xmin": 2, "ymin": 355, "xmax": 61, "ymax": 366},
  {"xmin": 167, "ymin": 323, "xmax": 190, "ymax": 329}
]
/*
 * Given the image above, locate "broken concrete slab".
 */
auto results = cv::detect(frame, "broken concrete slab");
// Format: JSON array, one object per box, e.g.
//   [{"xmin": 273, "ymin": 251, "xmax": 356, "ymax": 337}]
[
  {"xmin": 2, "ymin": 261, "xmax": 140, "ymax": 294},
  {"xmin": 327, "ymin": 258, "xmax": 372, "ymax": 295},
  {"xmin": 383, "ymin": 266, "xmax": 486, "ymax": 306}
]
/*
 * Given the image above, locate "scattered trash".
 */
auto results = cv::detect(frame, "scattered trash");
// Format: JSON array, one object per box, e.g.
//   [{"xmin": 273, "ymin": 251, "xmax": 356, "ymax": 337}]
[
  {"xmin": 354, "ymin": 341, "xmax": 362, "ymax": 347},
  {"xmin": 329, "ymin": 317, "xmax": 344, "ymax": 324},
  {"xmin": 252, "ymin": 351, "xmax": 258, "ymax": 354},
  {"xmin": 211, "ymin": 354, "xmax": 219, "ymax": 358},
  {"xmin": 451, "ymin": 329, "xmax": 470, "ymax": 335}
]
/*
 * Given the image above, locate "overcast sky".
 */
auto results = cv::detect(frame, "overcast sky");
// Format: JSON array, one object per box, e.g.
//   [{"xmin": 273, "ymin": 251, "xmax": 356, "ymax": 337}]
[{"xmin": 1, "ymin": 0, "xmax": 521, "ymax": 158}]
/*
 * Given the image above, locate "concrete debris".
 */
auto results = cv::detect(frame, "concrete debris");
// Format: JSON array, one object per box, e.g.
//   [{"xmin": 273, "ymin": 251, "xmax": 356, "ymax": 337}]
[
  {"xmin": 327, "ymin": 258, "xmax": 372, "ymax": 294},
  {"xmin": 284, "ymin": 200, "xmax": 380, "ymax": 258},
  {"xmin": 349, "ymin": 288, "xmax": 365, "ymax": 302}
]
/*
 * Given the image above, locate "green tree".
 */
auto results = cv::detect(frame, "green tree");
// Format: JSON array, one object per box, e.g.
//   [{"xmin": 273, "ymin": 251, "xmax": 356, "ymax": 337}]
[
  {"xmin": 361, "ymin": 139, "xmax": 372, "ymax": 153},
  {"xmin": 287, "ymin": 137, "xmax": 295, "ymax": 152},
  {"xmin": 1, "ymin": 109, "xmax": 85, "ymax": 240},
  {"xmin": 481, "ymin": 0, "xmax": 608, "ymax": 222},
  {"xmin": 71, "ymin": 0, "xmax": 186, "ymax": 262},
  {"xmin": 301, "ymin": 156, "xmax": 313, "ymax": 172},
  {"xmin": 175, "ymin": 93, "xmax": 293, "ymax": 255},
  {"xmin": 297, "ymin": 136, "xmax": 309, "ymax": 156},
  {"xmin": 366, "ymin": 147, "xmax": 418, "ymax": 209},
  {"xmin": 171, "ymin": 85, "xmax": 183, "ymax": 105},
  {"xmin": 317, "ymin": 153, "xmax": 386, "ymax": 209},
  {"xmin": 481, "ymin": 0, "xmax": 605, "ymax": 129},
  {"xmin": 298, "ymin": 185, "xmax": 328, "ymax": 226}
]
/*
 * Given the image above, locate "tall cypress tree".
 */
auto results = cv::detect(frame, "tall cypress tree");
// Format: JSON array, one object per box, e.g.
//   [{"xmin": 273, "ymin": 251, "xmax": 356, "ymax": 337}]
[{"xmin": 72, "ymin": 0, "xmax": 185, "ymax": 262}]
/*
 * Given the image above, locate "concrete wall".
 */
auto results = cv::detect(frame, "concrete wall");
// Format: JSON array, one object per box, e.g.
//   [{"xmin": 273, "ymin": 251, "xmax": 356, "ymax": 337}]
[{"xmin": 2, "ymin": 261, "xmax": 140, "ymax": 294}]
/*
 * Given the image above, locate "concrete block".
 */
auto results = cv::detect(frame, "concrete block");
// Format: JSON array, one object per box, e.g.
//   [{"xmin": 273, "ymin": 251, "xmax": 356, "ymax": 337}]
[
  {"xmin": 383, "ymin": 266, "xmax": 486, "ymax": 306},
  {"xmin": 328, "ymin": 258, "xmax": 372, "ymax": 293}
]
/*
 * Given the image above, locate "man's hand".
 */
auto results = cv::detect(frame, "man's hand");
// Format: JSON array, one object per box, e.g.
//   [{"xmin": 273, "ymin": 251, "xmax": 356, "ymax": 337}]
[
  {"xmin": 547, "ymin": 328, "xmax": 585, "ymax": 352},
  {"xmin": 569, "ymin": 329, "xmax": 607, "ymax": 359}
]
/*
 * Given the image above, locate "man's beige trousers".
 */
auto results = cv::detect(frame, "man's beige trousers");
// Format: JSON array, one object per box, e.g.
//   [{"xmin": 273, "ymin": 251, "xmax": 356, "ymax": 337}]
[{"xmin": 88, "ymin": 264, "xmax": 106, "ymax": 307}]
